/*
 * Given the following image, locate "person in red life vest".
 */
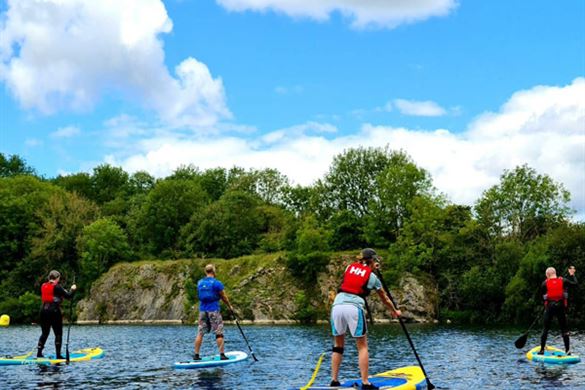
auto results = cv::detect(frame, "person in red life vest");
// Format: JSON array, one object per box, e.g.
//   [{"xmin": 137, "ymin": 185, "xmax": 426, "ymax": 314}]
[
  {"xmin": 37, "ymin": 270, "xmax": 76, "ymax": 358},
  {"xmin": 539, "ymin": 265, "xmax": 577, "ymax": 355},
  {"xmin": 329, "ymin": 248, "xmax": 401, "ymax": 390}
]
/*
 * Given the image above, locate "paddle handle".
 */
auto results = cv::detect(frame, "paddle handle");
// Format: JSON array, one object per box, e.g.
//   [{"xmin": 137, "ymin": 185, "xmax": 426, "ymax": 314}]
[{"xmin": 375, "ymin": 270, "xmax": 435, "ymax": 390}]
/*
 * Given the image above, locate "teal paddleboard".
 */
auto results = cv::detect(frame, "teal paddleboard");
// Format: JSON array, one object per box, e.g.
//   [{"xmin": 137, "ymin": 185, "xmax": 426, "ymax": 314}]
[
  {"xmin": 526, "ymin": 346, "xmax": 581, "ymax": 364},
  {"xmin": 0, "ymin": 347, "xmax": 104, "ymax": 366},
  {"xmin": 174, "ymin": 351, "xmax": 248, "ymax": 369}
]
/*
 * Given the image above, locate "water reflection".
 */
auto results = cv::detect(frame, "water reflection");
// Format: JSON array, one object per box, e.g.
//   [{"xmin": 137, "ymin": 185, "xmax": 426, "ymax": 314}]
[{"xmin": 35, "ymin": 364, "xmax": 65, "ymax": 389}]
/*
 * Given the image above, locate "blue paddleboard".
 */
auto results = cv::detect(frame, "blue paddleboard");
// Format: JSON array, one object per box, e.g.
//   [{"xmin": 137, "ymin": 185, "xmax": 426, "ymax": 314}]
[{"xmin": 173, "ymin": 351, "xmax": 248, "ymax": 369}]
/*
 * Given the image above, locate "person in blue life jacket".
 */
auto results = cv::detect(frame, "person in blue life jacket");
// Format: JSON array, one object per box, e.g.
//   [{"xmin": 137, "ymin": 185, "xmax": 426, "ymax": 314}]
[
  {"xmin": 330, "ymin": 249, "xmax": 402, "ymax": 390},
  {"xmin": 194, "ymin": 264, "xmax": 234, "ymax": 360},
  {"xmin": 538, "ymin": 265, "xmax": 577, "ymax": 355},
  {"xmin": 37, "ymin": 270, "xmax": 77, "ymax": 358}
]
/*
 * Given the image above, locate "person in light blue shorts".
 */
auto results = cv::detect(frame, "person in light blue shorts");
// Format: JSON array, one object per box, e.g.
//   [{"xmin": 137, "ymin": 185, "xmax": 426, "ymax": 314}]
[{"xmin": 330, "ymin": 249, "xmax": 401, "ymax": 390}]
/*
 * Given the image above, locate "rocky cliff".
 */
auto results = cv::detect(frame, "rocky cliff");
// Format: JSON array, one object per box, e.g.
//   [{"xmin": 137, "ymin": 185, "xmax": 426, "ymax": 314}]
[{"xmin": 77, "ymin": 252, "xmax": 438, "ymax": 324}]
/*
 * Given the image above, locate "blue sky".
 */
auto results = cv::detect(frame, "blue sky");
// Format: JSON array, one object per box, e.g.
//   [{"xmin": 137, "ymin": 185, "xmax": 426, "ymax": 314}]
[{"xmin": 1, "ymin": 0, "xmax": 584, "ymax": 216}]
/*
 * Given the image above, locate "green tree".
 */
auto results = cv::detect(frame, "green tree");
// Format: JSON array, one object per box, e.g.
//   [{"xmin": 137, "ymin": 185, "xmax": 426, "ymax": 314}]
[
  {"xmin": 365, "ymin": 151, "xmax": 433, "ymax": 246},
  {"xmin": 91, "ymin": 164, "xmax": 130, "ymax": 204},
  {"xmin": 286, "ymin": 215, "xmax": 331, "ymax": 284},
  {"xmin": 128, "ymin": 171, "xmax": 156, "ymax": 195},
  {"xmin": 182, "ymin": 191, "xmax": 264, "ymax": 258},
  {"xmin": 78, "ymin": 218, "xmax": 131, "ymax": 291},
  {"xmin": 0, "ymin": 153, "xmax": 36, "ymax": 177},
  {"xmin": 28, "ymin": 191, "xmax": 98, "ymax": 279},
  {"xmin": 318, "ymin": 146, "xmax": 390, "ymax": 218},
  {"xmin": 135, "ymin": 179, "xmax": 208, "ymax": 256},
  {"xmin": 475, "ymin": 164, "xmax": 571, "ymax": 241},
  {"xmin": 199, "ymin": 168, "xmax": 228, "ymax": 201},
  {"xmin": 0, "ymin": 176, "xmax": 62, "ymax": 281},
  {"xmin": 52, "ymin": 173, "xmax": 94, "ymax": 200}
]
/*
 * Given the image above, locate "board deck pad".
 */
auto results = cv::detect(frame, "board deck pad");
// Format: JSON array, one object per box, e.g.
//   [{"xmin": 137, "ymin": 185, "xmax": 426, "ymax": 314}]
[
  {"xmin": 173, "ymin": 350, "xmax": 248, "ymax": 369},
  {"xmin": 526, "ymin": 346, "xmax": 581, "ymax": 365},
  {"xmin": 291, "ymin": 365, "xmax": 426, "ymax": 390},
  {"xmin": 0, "ymin": 347, "xmax": 104, "ymax": 366}
]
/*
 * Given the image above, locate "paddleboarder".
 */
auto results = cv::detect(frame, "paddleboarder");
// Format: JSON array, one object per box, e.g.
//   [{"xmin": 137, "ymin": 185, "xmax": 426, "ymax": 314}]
[
  {"xmin": 539, "ymin": 265, "xmax": 577, "ymax": 355},
  {"xmin": 37, "ymin": 270, "xmax": 76, "ymax": 358},
  {"xmin": 330, "ymin": 249, "xmax": 401, "ymax": 390},
  {"xmin": 194, "ymin": 264, "xmax": 234, "ymax": 361}
]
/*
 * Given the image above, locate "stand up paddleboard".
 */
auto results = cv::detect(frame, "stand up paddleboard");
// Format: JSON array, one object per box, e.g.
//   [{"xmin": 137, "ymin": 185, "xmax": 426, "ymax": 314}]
[
  {"xmin": 526, "ymin": 346, "xmax": 581, "ymax": 364},
  {"xmin": 173, "ymin": 351, "xmax": 248, "ymax": 369},
  {"xmin": 0, "ymin": 347, "xmax": 104, "ymax": 366},
  {"xmin": 291, "ymin": 365, "xmax": 426, "ymax": 389}
]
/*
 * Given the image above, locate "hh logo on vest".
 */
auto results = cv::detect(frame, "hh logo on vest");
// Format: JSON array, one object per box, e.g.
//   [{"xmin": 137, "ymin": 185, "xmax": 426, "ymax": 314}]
[
  {"xmin": 348, "ymin": 266, "xmax": 367, "ymax": 277},
  {"xmin": 339, "ymin": 263, "xmax": 372, "ymax": 296}
]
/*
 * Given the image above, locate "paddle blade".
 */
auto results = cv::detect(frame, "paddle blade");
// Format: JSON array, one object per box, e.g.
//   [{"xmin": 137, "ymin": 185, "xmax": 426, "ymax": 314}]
[
  {"xmin": 252, "ymin": 352, "xmax": 259, "ymax": 362},
  {"xmin": 515, "ymin": 333, "xmax": 528, "ymax": 349}
]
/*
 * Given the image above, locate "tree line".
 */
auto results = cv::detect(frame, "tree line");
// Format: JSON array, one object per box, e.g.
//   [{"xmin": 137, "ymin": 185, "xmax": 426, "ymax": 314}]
[{"xmin": 0, "ymin": 148, "xmax": 583, "ymax": 324}]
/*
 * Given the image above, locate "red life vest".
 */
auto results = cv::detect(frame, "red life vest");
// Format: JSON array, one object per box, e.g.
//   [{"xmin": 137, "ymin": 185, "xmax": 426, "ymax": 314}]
[
  {"xmin": 41, "ymin": 282, "xmax": 55, "ymax": 304},
  {"xmin": 545, "ymin": 278, "xmax": 564, "ymax": 301},
  {"xmin": 339, "ymin": 262, "xmax": 372, "ymax": 296},
  {"xmin": 544, "ymin": 277, "xmax": 568, "ymax": 308}
]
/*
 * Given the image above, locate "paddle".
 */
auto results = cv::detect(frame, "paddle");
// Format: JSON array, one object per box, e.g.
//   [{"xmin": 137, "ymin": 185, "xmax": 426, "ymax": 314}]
[
  {"xmin": 375, "ymin": 269, "xmax": 435, "ymax": 390},
  {"xmin": 66, "ymin": 275, "xmax": 75, "ymax": 364},
  {"xmin": 228, "ymin": 306, "xmax": 259, "ymax": 362},
  {"xmin": 514, "ymin": 310, "xmax": 543, "ymax": 349}
]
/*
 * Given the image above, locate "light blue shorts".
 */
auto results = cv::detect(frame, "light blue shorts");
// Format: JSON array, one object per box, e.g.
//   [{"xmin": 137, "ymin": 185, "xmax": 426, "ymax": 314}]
[{"xmin": 331, "ymin": 304, "xmax": 367, "ymax": 337}]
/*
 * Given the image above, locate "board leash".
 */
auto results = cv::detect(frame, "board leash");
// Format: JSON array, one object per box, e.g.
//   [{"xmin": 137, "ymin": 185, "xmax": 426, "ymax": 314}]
[{"xmin": 301, "ymin": 352, "xmax": 326, "ymax": 390}]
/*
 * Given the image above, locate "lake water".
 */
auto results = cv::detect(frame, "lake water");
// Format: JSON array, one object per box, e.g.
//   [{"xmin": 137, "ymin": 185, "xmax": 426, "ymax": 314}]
[{"xmin": 1, "ymin": 324, "xmax": 584, "ymax": 389}]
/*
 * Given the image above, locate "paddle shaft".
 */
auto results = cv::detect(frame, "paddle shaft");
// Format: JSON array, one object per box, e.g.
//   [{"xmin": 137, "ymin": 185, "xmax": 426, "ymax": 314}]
[
  {"xmin": 228, "ymin": 306, "xmax": 258, "ymax": 361},
  {"xmin": 375, "ymin": 270, "xmax": 435, "ymax": 390},
  {"xmin": 66, "ymin": 276, "xmax": 75, "ymax": 364}
]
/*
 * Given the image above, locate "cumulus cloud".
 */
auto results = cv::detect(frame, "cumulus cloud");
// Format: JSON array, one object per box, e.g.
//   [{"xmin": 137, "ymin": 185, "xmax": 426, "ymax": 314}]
[
  {"xmin": 0, "ymin": 0, "xmax": 230, "ymax": 127},
  {"xmin": 394, "ymin": 99, "xmax": 447, "ymax": 116},
  {"xmin": 51, "ymin": 126, "xmax": 81, "ymax": 138},
  {"xmin": 216, "ymin": 0, "xmax": 458, "ymax": 29},
  {"xmin": 106, "ymin": 78, "xmax": 585, "ymax": 217}
]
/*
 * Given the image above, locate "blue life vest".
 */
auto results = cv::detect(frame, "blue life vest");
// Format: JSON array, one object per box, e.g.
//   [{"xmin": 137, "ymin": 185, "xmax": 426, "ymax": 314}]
[{"xmin": 197, "ymin": 277, "xmax": 220, "ymax": 303}]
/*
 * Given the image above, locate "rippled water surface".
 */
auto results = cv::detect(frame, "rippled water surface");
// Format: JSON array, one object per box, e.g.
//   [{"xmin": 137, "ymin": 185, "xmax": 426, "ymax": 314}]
[{"xmin": 1, "ymin": 324, "xmax": 584, "ymax": 389}]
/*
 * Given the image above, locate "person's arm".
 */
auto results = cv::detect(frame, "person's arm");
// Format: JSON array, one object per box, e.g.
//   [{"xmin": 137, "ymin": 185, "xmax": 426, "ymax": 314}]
[
  {"xmin": 375, "ymin": 289, "xmax": 401, "ymax": 318},
  {"xmin": 54, "ymin": 284, "xmax": 76, "ymax": 299},
  {"xmin": 219, "ymin": 290, "xmax": 233, "ymax": 310},
  {"xmin": 540, "ymin": 280, "xmax": 547, "ymax": 297},
  {"xmin": 563, "ymin": 275, "xmax": 577, "ymax": 286}
]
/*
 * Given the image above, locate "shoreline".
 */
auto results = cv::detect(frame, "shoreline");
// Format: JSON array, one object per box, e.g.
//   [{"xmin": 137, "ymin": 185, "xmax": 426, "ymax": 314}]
[{"xmin": 74, "ymin": 318, "xmax": 418, "ymax": 325}]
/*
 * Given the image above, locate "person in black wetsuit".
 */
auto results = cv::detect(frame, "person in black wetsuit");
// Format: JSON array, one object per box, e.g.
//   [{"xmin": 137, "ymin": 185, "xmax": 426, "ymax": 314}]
[
  {"xmin": 539, "ymin": 265, "xmax": 577, "ymax": 355},
  {"xmin": 37, "ymin": 270, "xmax": 76, "ymax": 358}
]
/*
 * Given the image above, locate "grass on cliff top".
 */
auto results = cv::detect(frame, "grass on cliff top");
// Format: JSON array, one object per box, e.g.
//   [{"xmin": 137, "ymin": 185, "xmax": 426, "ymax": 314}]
[{"xmin": 108, "ymin": 252, "xmax": 288, "ymax": 289}]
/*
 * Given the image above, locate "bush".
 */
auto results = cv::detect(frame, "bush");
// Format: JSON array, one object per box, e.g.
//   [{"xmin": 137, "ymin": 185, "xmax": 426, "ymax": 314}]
[
  {"xmin": 294, "ymin": 292, "xmax": 319, "ymax": 323},
  {"xmin": 286, "ymin": 251, "xmax": 330, "ymax": 284}
]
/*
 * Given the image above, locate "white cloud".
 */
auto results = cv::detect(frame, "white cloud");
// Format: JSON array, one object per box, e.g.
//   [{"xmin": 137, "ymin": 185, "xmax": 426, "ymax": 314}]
[
  {"xmin": 25, "ymin": 138, "xmax": 43, "ymax": 147},
  {"xmin": 216, "ymin": 0, "xmax": 458, "ymax": 29},
  {"xmin": 394, "ymin": 98, "xmax": 447, "ymax": 116},
  {"xmin": 106, "ymin": 78, "xmax": 585, "ymax": 218},
  {"xmin": 51, "ymin": 126, "xmax": 81, "ymax": 138},
  {"xmin": 0, "ymin": 0, "xmax": 230, "ymax": 127}
]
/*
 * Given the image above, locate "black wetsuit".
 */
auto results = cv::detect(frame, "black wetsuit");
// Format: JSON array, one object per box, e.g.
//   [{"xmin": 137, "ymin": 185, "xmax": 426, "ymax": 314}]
[
  {"xmin": 540, "ymin": 275, "xmax": 577, "ymax": 353},
  {"xmin": 37, "ymin": 284, "xmax": 74, "ymax": 358}
]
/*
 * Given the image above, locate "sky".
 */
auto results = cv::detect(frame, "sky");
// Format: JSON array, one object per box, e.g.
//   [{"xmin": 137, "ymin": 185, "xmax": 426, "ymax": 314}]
[{"xmin": 0, "ymin": 0, "xmax": 584, "ymax": 217}]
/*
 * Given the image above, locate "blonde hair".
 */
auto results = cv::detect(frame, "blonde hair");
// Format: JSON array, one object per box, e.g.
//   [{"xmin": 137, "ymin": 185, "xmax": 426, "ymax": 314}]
[
  {"xmin": 205, "ymin": 264, "xmax": 216, "ymax": 275},
  {"xmin": 545, "ymin": 267, "xmax": 557, "ymax": 278}
]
